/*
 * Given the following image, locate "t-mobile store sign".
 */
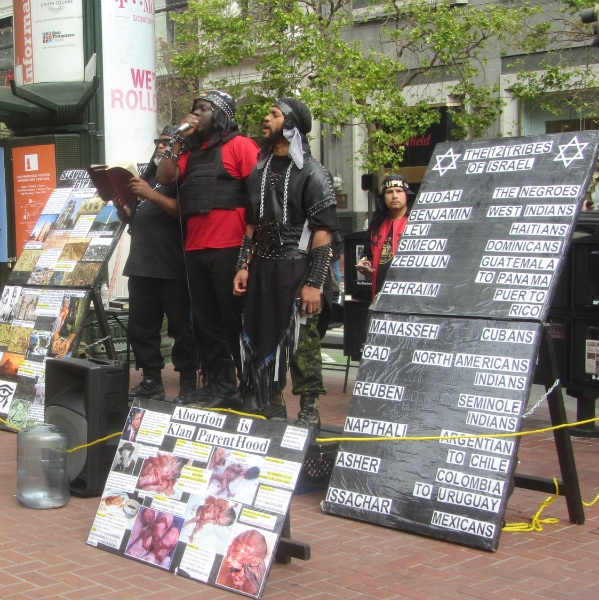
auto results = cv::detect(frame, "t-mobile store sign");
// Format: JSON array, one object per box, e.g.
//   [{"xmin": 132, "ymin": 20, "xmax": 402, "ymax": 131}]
[{"xmin": 102, "ymin": 0, "xmax": 156, "ymax": 164}]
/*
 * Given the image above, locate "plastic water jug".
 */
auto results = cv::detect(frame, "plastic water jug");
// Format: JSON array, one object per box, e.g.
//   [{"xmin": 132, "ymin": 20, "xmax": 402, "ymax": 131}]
[{"xmin": 17, "ymin": 423, "xmax": 71, "ymax": 509}]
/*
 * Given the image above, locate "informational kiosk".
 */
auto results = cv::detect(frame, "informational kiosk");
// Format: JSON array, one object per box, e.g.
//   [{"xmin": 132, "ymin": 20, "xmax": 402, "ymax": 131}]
[
  {"xmin": 323, "ymin": 132, "xmax": 599, "ymax": 551},
  {"xmin": 0, "ymin": 169, "xmax": 124, "ymax": 431}
]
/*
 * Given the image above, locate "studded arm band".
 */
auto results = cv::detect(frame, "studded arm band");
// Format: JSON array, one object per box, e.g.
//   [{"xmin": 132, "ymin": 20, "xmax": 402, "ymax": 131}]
[
  {"xmin": 306, "ymin": 243, "xmax": 332, "ymax": 289},
  {"xmin": 235, "ymin": 235, "xmax": 254, "ymax": 271}
]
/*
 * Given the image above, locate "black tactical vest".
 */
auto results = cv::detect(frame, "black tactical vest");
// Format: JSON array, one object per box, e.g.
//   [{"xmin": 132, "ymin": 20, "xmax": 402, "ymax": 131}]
[{"xmin": 178, "ymin": 136, "xmax": 247, "ymax": 216}]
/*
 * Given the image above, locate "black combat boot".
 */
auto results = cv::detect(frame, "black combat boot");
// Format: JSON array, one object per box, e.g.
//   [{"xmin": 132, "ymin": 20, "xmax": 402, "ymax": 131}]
[
  {"xmin": 241, "ymin": 382, "xmax": 262, "ymax": 414},
  {"xmin": 295, "ymin": 395, "xmax": 320, "ymax": 430},
  {"xmin": 174, "ymin": 370, "xmax": 197, "ymax": 404},
  {"xmin": 265, "ymin": 391, "xmax": 287, "ymax": 419},
  {"xmin": 204, "ymin": 359, "xmax": 242, "ymax": 409},
  {"xmin": 194, "ymin": 367, "xmax": 217, "ymax": 403},
  {"xmin": 128, "ymin": 369, "xmax": 166, "ymax": 401}
]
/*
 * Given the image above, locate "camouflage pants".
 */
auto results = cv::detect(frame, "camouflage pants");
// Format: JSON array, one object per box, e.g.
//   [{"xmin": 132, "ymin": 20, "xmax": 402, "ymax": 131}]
[{"xmin": 289, "ymin": 311, "xmax": 326, "ymax": 399}]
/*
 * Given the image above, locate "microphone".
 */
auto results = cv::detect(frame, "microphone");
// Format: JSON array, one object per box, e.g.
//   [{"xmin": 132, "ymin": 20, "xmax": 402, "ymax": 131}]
[{"xmin": 177, "ymin": 123, "xmax": 192, "ymax": 133}]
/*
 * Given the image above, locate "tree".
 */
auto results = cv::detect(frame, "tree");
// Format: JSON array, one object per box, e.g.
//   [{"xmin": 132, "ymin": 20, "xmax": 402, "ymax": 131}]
[{"xmin": 165, "ymin": 0, "xmax": 591, "ymax": 171}]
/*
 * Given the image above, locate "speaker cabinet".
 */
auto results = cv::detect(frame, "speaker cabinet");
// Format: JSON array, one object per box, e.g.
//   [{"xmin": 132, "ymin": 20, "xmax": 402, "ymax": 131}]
[
  {"xmin": 344, "ymin": 300, "xmax": 371, "ymax": 362},
  {"xmin": 44, "ymin": 358, "xmax": 129, "ymax": 497}
]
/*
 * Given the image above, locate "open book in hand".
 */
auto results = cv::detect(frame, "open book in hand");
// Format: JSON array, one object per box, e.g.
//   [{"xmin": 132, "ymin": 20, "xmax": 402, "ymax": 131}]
[{"xmin": 87, "ymin": 163, "xmax": 139, "ymax": 204}]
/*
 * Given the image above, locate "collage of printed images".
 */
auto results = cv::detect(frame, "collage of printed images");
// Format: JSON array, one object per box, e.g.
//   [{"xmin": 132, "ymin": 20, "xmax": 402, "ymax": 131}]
[
  {"xmin": 9, "ymin": 187, "xmax": 121, "ymax": 288},
  {"xmin": 89, "ymin": 407, "xmax": 307, "ymax": 598},
  {"xmin": 0, "ymin": 284, "xmax": 89, "ymax": 431}
]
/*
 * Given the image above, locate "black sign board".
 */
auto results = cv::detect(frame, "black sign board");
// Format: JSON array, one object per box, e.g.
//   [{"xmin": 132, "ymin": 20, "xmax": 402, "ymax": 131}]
[
  {"xmin": 373, "ymin": 132, "xmax": 599, "ymax": 321},
  {"xmin": 322, "ymin": 314, "xmax": 541, "ymax": 551},
  {"xmin": 87, "ymin": 400, "xmax": 310, "ymax": 598}
]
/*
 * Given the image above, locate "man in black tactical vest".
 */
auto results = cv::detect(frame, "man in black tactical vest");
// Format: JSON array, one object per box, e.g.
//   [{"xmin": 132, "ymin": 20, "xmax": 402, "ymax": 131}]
[{"xmin": 156, "ymin": 91, "xmax": 259, "ymax": 408}]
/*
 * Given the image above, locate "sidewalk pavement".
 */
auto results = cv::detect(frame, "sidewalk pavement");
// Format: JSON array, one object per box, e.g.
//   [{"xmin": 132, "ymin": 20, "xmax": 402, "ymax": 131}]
[{"xmin": 1, "ymin": 364, "xmax": 599, "ymax": 599}]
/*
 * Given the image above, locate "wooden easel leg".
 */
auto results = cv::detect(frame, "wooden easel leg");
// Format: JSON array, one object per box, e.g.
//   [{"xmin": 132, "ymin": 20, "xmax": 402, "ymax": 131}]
[
  {"xmin": 275, "ymin": 512, "xmax": 311, "ymax": 564},
  {"xmin": 538, "ymin": 325, "xmax": 585, "ymax": 524}
]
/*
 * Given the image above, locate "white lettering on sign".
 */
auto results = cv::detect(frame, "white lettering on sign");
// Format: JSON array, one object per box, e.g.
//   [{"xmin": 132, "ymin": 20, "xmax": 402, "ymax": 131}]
[
  {"xmin": 485, "ymin": 240, "xmax": 562, "ymax": 254},
  {"xmin": 446, "ymin": 450, "xmax": 465, "ymax": 465},
  {"xmin": 362, "ymin": 345, "xmax": 391, "ymax": 361},
  {"xmin": 410, "ymin": 207, "xmax": 472, "ymax": 222},
  {"xmin": 495, "ymin": 272, "xmax": 552, "ymax": 288},
  {"xmin": 403, "ymin": 224, "xmax": 431, "ymax": 236},
  {"xmin": 437, "ymin": 487, "xmax": 502, "ymax": 513},
  {"xmin": 458, "ymin": 394, "xmax": 522, "ymax": 414},
  {"xmin": 519, "ymin": 185, "xmax": 580, "ymax": 198},
  {"xmin": 381, "ymin": 281, "xmax": 441, "ymax": 297},
  {"xmin": 413, "ymin": 482, "xmax": 433, "ymax": 499},
  {"xmin": 487, "ymin": 205, "xmax": 523, "ymax": 218},
  {"xmin": 475, "ymin": 271, "xmax": 496, "ymax": 283},
  {"xmin": 453, "ymin": 354, "xmax": 529, "ymax": 372},
  {"xmin": 335, "ymin": 452, "xmax": 381, "ymax": 473},
  {"xmin": 493, "ymin": 289, "xmax": 547, "ymax": 303},
  {"xmin": 509, "ymin": 223, "xmax": 570, "ymax": 237},
  {"xmin": 353, "ymin": 381, "xmax": 405, "ymax": 401},
  {"xmin": 481, "ymin": 328, "xmax": 535, "ymax": 344},
  {"xmin": 466, "ymin": 411, "xmax": 519, "ymax": 432},
  {"xmin": 326, "ymin": 487, "xmax": 392, "ymax": 514},
  {"xmin": 440, "ymin": 430, "xmax": 515, "ymax": 456},
  {"xmin": 195, "ymin": 429, "xmax": 270, "ymax": 454},
  {"xmin": 398, "ymin": 238, "xmax": 447, "ymax": 251},
  {"xmin": 436, "ymin": 468, "xmax": 505, "ymax": 496},
  {"xmin": 172, "ymin": 407, "xmax": 226, "ymax": 428},
  {"xmin": 412, "ymin": 350, "xmax": 454, "ymax": 367},
  {"xmin": 392, "ymin": 255, "xmax": 450, "ymax": 269},
  {"xmin": 508, "ymin": 304, "xmax": 542, "ymax": 318},
  {"xmin": 474, "ymin": 372, "xmax": 527, "ymax": 391},
  {"xmin": 486, "ymin": 158, "xmax": 535, "ymax": 172},
  {"xmin": 464, "ymin": 142, "xmax": 552, "ymax": 161},
  {"xmin": 492, "ymin": 187, "xmax": 520, "ymax": 199},
  {"xmin": 369, "ymin": 320, "xmax": 440, "ymax": 339},
  {"xmin": 418, "ymin": 190, "xmax": 463, "ymax": 204},
  {"xmin": 344, "ymin": 417, "xmax": 407, "ymax": 437},
  {"xmin": 480, "ymin": 256, "xmax": 558, "ymax": 271},
  {"xmin": 431, "ymin": 510, "xmax": 496, "ymax": 538},
  {"xmin": 523, "ymin": 204, "xmax": 577, "ymax": 217},
  {"xmin": 470, "ymin": 453, "xmax": 511, "ymax": 473}
]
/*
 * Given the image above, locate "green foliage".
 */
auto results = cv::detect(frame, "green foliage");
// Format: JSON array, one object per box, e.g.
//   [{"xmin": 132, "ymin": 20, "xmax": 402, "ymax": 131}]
[{"xmin": 162, "ymin": 0, "xmax": 595, "ymax": 171}]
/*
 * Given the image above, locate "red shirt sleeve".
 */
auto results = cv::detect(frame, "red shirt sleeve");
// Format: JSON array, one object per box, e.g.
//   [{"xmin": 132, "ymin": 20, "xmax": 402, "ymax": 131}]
[
  {"xmin": 178, "ymin": 151, "xmax": 190, "ymax": 178},
  {"xmin": 221, "ymin": 136, "xmax": 259, "ymax": 179}
]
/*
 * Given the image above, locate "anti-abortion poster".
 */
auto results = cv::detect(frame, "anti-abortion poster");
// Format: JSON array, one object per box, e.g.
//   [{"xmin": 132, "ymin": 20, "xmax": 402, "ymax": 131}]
[
  {"xmin": 322, "ymin": 313, "xmax": 541, "ymax": 551},
  {"xmin": 0, "ymin": 286, "xmax": 90, "ymax": 431},
  {"xmin": 87, "ymin": 399, "xmax": 311, "ymax": 598},
  {"xmin": 372, "ymin": 131, "xmax": 599, "ymax": 321}
]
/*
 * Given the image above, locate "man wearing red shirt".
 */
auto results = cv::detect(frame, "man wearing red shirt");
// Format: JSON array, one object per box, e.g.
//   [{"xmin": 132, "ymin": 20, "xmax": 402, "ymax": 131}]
[{"xmin": 157, "ymin": 91, "xmax": 258, "ymax": 408}]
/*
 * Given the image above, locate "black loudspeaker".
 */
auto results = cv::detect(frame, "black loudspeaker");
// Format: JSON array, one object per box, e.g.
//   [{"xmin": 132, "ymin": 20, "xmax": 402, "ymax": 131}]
[
  {"xmin": 45, "ymin": 358, "xmax": 129, "ymax": 496},
  {"xmin": 361, "ymin": 174, "xmax": 377, "ymax": 191},
  {"xmin": 344, "ymin": 300, "xmax": 371, "ymax": 361}
]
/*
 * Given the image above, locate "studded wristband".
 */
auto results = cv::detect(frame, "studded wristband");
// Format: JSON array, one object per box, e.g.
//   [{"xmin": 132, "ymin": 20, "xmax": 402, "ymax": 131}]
[
  {"xmin": 306, "ymin": 243, "xmax": 332, "ymax": 289},
  {"xmin": 236, "ymin": 235, "xmax": 254, "ymax": 271}
]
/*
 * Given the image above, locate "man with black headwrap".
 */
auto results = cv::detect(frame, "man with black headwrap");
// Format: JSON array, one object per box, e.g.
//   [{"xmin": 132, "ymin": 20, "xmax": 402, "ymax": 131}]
[
  {"xmin": 233, "ymin": 99, "xmax": 339, "ymax": 430},
  {"xmin": 113, "ymin": 125, "xmax": 196, "ymax": 403},
  {"xmin": 157, "ymin": 91, "xmax": 259, "ymax": 408}
]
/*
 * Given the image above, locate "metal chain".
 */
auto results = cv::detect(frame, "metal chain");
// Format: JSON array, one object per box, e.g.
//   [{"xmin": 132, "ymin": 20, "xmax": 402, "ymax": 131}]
[
  {"xmin": 259, "ymin": 155, "xmax": 293, "ymax": 224},
  {"xmin": 522, "ymin": 379, "xmax": 560, "ymax": 418},
  {"xmin": 84, "ymin": 334, "xmax": 112, "ymax": 350}
]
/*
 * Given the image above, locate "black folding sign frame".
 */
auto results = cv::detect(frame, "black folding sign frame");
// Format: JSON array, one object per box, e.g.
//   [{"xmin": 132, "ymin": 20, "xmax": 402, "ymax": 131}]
[{"xmin": 323, "ymin": 132, "xmax": 598, "ymax": 550}]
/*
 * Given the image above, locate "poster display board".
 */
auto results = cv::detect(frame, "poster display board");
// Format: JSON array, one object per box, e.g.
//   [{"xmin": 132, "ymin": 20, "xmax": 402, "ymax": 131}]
[
  {"xmin": 0, "ymin": 286, "xmax": 90, "ymax": 431},
  {"xmin": 7, "ymin": 172, "xmax": 123, "ymax": 288},
  {"xmin": 322, "ymin": 313, "xmax": 541, "ymax": 551},
  {"xmin": 0, "ymin": 147, "xmax": 7, "ymax": 262},
  {"xmin": 87, "ymin": 400, "xmax": 310, "ymax": 599},
  {"xmin": 373, "ymin": 132, "xmax": 599, "ymax": 321},
  {"xmin": 13, "ymin": 0, "xmax": 84, "ymax": 85},
  {"xmin": 12, "ymin": 144, "xmax": 57, "ymax": 257}
]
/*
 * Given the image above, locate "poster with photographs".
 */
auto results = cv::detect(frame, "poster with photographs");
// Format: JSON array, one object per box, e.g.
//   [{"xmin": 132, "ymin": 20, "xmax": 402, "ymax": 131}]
[
  {"xmin": 87, "ymin": 399, "xmax": 311, "ymax": 598},
  {"xmin": 7, "ymin": 169, "xmax": 124, "ymax": 287},
  {"xmin": 0, "ymin": 287, "xmax": 91, "ymax": 432}
]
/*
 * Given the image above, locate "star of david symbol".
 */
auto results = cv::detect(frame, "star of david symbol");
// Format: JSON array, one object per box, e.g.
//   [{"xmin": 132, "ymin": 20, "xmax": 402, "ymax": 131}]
[
  {"xmin": 432, "ymin": 148, "xmax": 461, "ymax": 177},
  {"xmin": 553, "ymin": 136, "xmax": 589, "ymax": 168}
]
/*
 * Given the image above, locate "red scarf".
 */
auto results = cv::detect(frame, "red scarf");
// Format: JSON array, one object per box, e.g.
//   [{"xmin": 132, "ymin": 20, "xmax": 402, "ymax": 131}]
[{"xmin": 370, "ymin": 216, "xmax": 408, "ymax": 300}]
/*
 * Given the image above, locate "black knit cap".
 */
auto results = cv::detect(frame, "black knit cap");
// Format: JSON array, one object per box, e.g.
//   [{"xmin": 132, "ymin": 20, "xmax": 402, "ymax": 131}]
[
  {"xmin": 274, "ymin": 98, "xmax": 312, "ymax": 135},
  {"xmin": 380, "ymin": 174, "xmax": 414, "ymax": 195},
  {"xmin": 193, "ymin": 90, "xmax": 236, "ymax": 121},
  {"xmin": 160, "ymin": 125, "xmax": 178, "ymax": 138}
]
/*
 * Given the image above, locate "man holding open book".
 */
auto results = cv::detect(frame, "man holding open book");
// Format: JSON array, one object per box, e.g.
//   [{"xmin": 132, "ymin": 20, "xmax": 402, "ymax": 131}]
[{"xmin": 112, "ymin": 125, "xmax": 196, "ymax": 403}]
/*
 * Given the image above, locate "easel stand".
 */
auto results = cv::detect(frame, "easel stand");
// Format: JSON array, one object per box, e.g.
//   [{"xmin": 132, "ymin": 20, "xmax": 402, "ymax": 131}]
[
  {"xmin": 275, "ymin": 512, "xmax": 311, "ymax": 564},
  {"xmin": 514, "ymin": 325, "xmax": 585, "ymax": 524}
]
